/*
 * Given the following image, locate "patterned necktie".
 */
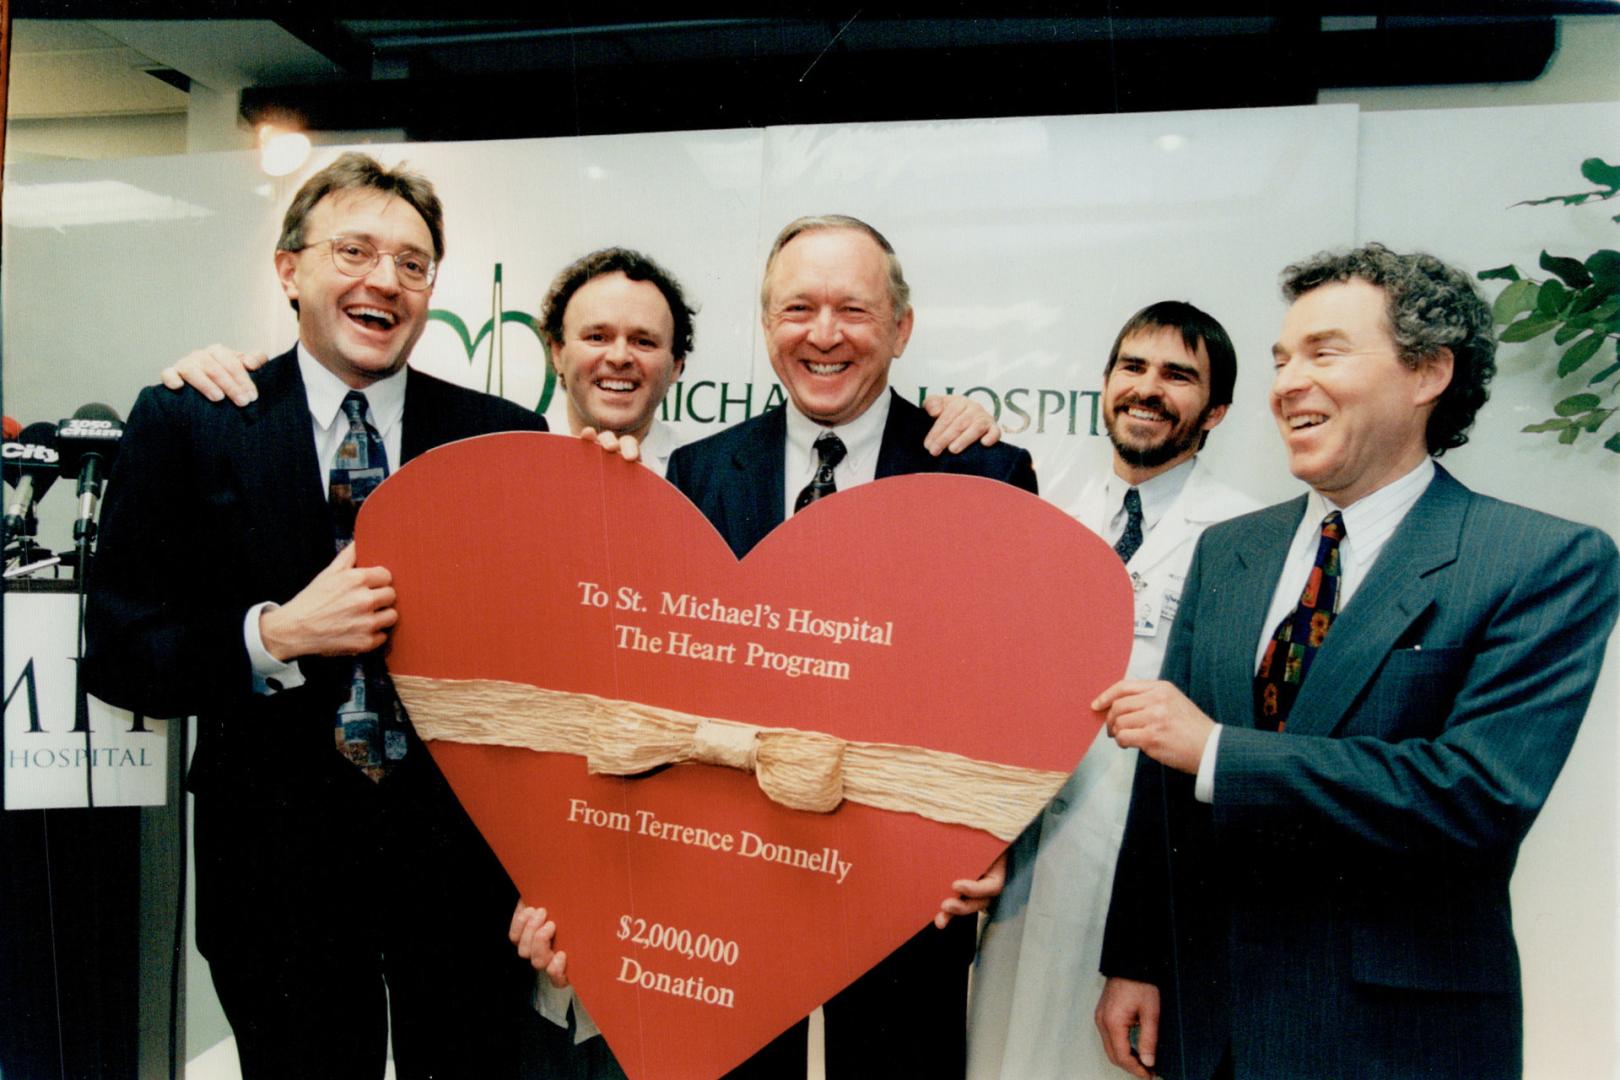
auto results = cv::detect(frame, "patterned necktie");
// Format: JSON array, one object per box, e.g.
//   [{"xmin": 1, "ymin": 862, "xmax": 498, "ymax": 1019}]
[
  {"xmin": 329, "ymin": 391, "xmax": 404, "ymax": 781},
  {"xmin": 1114, "ymin": 487, "xmax": 1144, "ymax": 563},
  {"xmin": 793, "ymin": 432, "xmax": 848, "ymax": 513},
  {"xmin": 1254, "ymin": 511, "xmax": 1346, "ymax": 732}
]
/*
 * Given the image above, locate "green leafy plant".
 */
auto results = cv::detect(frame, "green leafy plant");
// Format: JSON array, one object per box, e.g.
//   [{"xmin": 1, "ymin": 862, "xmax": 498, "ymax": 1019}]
[{"xmin": 1479, "ymin": 157, "xmax": 1620, "ymax": 453}]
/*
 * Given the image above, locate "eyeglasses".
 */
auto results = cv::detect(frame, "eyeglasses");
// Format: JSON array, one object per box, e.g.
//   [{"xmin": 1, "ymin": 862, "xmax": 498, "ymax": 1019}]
[{"xmin": 302, "ymin": 234, "xmax": 438, "ymax": 290}]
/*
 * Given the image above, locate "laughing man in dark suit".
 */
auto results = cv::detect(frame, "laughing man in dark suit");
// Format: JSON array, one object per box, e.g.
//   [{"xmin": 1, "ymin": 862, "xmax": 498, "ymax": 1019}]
[
  {"xmin": 85, "ymin": 153, "xmax": 543, "ymax": 1080},
  {"xmin": 665, "ymin": 215, "xmax": 1036, "ymax": 1078},
  {"xmin": 1092, "ymin": 244, "xmax": 1619, "ymax": 1080}
]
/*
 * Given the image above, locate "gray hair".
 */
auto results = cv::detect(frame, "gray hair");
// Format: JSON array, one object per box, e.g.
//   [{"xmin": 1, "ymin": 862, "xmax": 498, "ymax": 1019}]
[
  {"xmin": 760, "ymin": 215, "xmax": 911, "ymax": 321},
  {"xmin": 1280, "ymin": 242, "xmax": 1495, "ymax": 455}
]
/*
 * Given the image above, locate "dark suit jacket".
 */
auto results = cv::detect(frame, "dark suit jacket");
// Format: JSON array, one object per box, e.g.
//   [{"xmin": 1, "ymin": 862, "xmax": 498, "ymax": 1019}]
[
  {"xmin": 86, "ymin": 348, "xmax": 546, "ymax": 801},
  {"xmin": 86, "ymin": 349, "xmax": 546, "ymax": 979},
  {"xmin": 665, "ymin": 389, "xmax": 1038, "ymax": 559},
  {"xmin": 1099, "ymin": 466, "xmax": 1619, "ymax": 1080},
  {"xmin": 85, "ymin": 350, "xmax": 547, "ymax": 1077}
]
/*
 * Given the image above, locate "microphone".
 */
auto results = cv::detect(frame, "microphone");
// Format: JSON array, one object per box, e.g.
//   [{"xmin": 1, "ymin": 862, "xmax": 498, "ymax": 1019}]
[
  {"xmin": 3, "ymin": 416, "xmax": 22, "ymax": 440},
  {"xmin": 3, "ymin": 421, "xmax": 62, "ymax": 541},
  {"xmin": 56, "ymin": 404, "xmax": 125, "ymax": 544}
]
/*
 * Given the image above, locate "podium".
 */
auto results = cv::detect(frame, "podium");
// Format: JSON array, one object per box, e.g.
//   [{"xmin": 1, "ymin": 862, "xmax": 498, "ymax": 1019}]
[{"xmin": 2, "ymin": 577, "xmax": 182, "ymax": 1079}]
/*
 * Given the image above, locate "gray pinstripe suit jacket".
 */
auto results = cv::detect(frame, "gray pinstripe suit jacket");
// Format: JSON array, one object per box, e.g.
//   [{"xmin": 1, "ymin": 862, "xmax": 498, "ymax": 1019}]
[{"xmin": 1100, "ymin": 465, "xmax": 1619, "ymax": 1080}]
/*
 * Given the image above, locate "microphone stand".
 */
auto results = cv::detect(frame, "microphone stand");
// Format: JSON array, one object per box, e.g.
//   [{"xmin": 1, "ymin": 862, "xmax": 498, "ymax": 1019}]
[
  {"xmin": 3, "ymin": 509, "xmax": 60, "ymax": 580},
  {"xmin": 73, "ymin": 488, "xmax": 98, "ymax": 810}
]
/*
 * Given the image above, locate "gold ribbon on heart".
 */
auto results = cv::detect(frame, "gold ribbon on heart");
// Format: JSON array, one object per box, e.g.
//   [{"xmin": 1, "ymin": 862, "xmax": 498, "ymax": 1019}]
[{"xmin": 392, "ymin": 673, "xmax": 1069, "ymax": 842}]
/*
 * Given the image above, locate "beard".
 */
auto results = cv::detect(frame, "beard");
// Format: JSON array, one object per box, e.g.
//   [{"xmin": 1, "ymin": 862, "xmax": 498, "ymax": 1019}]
[{"xmin": 1105, "ymin": 392, "xmax": 1211, "ymax": 470}]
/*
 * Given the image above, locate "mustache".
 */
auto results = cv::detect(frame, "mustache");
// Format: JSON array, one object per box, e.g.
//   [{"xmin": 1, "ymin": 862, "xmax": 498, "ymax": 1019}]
[{"xmin": 1114, "ymin": 392, "xmax": 1180, "ymax": 422}]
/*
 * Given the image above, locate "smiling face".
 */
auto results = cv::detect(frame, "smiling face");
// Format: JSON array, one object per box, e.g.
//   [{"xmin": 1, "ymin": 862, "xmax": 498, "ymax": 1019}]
[
  {"xmin": 549, "ymin": 271, "xmax": 683, "ymax": 441},
  {"xmin": 1271, "ymin": 278, "xmax": 1452, "ymax": 507},
  {"xmin": 762, "ymin": 227, "xmax": 914, "ymax": 428},
  {"xmin": 1103, "ymin": 326, "xmax": 1227, "ymax": 484},
  {"xmin": 274, "ymin": 189, "xmax": 435, "ymax": 389}
]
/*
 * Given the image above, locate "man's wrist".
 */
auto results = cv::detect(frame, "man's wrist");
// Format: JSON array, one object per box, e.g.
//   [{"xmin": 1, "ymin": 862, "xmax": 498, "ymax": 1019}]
[{"xmin": 245, "ymin": 602, "xmax": 304, "ymax": 692}]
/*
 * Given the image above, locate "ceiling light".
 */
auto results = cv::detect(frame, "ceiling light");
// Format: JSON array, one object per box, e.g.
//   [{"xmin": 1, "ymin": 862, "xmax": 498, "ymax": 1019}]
[{"xmin": 259, "ymin": 124, "xmax": 312, "ymax": 177}]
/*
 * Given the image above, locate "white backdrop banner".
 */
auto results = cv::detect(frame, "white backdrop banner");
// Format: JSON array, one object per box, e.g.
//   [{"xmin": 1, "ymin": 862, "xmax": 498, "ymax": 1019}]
[{"xmin": 4, "ymin": 104, "xmax": 1361, "ymax": 524}]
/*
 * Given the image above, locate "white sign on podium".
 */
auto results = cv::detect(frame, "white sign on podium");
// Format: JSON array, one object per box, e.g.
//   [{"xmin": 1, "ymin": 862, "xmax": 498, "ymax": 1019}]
[{"xmin": 4, "ymin": 590, "xmax": 169, "ymax": 809}]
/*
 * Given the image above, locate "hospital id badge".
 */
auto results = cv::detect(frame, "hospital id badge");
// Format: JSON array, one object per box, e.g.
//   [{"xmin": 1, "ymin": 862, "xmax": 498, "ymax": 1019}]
[{"xmin": 1131, "ymin": 573, "xmax": 1158, "ymax": 637}]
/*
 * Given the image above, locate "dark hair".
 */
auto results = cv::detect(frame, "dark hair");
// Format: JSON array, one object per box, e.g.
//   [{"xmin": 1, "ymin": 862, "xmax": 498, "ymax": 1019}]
[
  {"xmin": 540, "ymin": 247, "xmax": 697, "ymax": 361},
  {"xmin": 1105, "ymin": 300, "xmax": 1238, "ymax": 409},
  {"xmin": 761, "ymin": 215, "xmax": 911, "ymax": 320},
  {"xmin": 1104, "ymin": 301, "xmax": 1237, "ymax": 450},
  {"xmin": 277, "ymin": 152, "xmax": 445, "ymax": 260},
  {"xmin": 1280, "ymin": 242, "xmax": 1495, "ymax": 456}
]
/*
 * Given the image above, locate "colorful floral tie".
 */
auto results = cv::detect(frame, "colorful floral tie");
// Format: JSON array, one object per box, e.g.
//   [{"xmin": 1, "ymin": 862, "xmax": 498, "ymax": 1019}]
[
  {"xmin": 329, "ymin": 391, "xmax": 405, "ymax": 781},
  {"xmin": 1254, "ymin": 511, "xmax": 1346, "ymax": 732}
]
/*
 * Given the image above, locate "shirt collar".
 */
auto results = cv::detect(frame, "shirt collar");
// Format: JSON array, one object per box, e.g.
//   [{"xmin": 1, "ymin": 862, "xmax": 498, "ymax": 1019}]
[
  {"xmin": 639, "ymin": 419, "xmax": 678, "ymax": 476},
  {"xmin": 1304, "ymin": 457, "xmax": 1435, "ymax": 538},
  {"xmin": 1103, "ymin": 456, "xmax": 1196, "ymax": 532},
  {"xmin": 296, "ymin": 343, "xmax": 407, "ymax": 436},
  {"xmin": 784, "ymin": 389, "xmax": 892, "ymax": 474}
]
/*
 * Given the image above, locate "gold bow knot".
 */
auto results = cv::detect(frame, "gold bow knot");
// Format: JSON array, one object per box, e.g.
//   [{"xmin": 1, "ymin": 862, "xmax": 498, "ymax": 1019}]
[{"xmin": 586, "ymin": 711, "xmax": 846, "ymax": 813}]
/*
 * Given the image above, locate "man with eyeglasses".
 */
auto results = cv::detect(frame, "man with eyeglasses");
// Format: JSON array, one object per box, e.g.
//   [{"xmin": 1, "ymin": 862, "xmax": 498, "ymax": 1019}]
[{"xmin": 85, "ymin": 152, "xmax": 544, "ymax": 1079}]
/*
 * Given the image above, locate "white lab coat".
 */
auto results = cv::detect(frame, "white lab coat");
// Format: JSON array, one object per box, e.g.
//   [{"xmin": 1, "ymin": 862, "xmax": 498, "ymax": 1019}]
[{"xmin": 968, "ymin": 459, "xmax": 1258, "ymax": 1079}]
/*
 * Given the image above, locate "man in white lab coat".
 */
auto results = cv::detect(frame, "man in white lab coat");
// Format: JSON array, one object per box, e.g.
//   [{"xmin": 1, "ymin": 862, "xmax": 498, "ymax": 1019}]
[{"xmin": 969, "ymin": 301, "xmax": 1258, "ymax": 1079}]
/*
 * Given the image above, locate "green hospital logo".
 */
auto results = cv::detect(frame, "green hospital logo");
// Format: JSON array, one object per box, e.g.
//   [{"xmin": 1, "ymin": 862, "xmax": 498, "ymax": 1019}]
[{"xmin": 428, "ymin": 262, "xmax": 556, "ymax": 415}]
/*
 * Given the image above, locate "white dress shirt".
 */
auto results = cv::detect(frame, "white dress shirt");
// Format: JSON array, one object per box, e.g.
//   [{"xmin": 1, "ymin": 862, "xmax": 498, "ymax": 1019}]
[
  {"xmin": 1101, "ymin": 458, "xmax": 1196, "ymax": 548},
  {"xmin": 638, "ymin": 419, "xmax": 679, "ymax": 479},
  {"xmin": 782, "ymin": 390, "xmax": 892, "ymax": 520},
  {"xmin": 1195, "ymin": 458, "xmax": 1436, "ymax": 801},
  {"xmin": 242, "ymin": 346, "xmax": 408, "ymax": 692}
]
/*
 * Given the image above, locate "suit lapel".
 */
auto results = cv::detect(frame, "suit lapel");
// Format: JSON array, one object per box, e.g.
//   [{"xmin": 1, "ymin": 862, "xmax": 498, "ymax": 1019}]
[
  {"xmin": 1208, "ymin": 498, "xmax": 1303, "ymax": 728},
  {"xmin": 875, "ymin": 392, "xmax": 934, "ymax": 479},
  {"xmin": 1283, "ymin": 469, "xmax": 1466, "ymax": 738},
  {"xmin": 726, "ymin": 406, "xmax": 787, "ymax": 557},
  {"xmin": 401, "ymin": 366, "xmax": 450, "ymax": 464},
  {"xmin": 233, "ymin": 349, "xmax": 332, "ymax": 593}
]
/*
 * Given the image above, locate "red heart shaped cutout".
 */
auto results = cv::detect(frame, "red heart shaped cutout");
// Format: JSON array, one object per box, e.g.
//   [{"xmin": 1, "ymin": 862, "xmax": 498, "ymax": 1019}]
[{"xmin": 358, "ymin": 433, "xmax": 1132, "ymax": 1080}]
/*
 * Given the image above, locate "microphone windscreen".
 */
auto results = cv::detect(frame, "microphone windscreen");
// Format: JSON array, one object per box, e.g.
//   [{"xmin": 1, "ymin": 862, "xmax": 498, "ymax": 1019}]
[
  {"xmin": 57, "ymin": 405, "xmax": 126, "ymax": 481},
  {"xmin": 71, "ymin": 402, "xmax": 123, "ymax": 423},
  {"xmin": 3, "ymin": 416, "xmax": 22, "ymax": 440},
  {"xmin": 2, "ymin": 421, "xmax": 61, "ymax": 496}
]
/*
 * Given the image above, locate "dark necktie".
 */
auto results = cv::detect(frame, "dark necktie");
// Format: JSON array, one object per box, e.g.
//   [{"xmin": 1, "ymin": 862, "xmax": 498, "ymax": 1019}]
[
  {"xmin": 1254, "ymin": 511, "xmax": 1346, "ymax": 732},
  {"xmin": 794, "ymin": 432, "xmax": 848, "ymax": 514},
  {"xmin": 329, "ymin": 391, "xmax": 404, "ymax": 781},
  {"xmin": 1114, "ymin": 487, "xmax": 1144, "ymax": 563}
]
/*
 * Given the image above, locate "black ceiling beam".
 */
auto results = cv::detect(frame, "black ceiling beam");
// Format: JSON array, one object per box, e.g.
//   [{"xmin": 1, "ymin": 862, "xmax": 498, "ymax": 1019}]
[
  {"xmin": 11, "ymin": 2, "xmax": 1617, "ymax": 19},
  {"xmin": 237, "ymin": 18, "xmax": 1558, "ymax": 141},
  {"xmin": 271, "ymin": 15, "xmax": 374, "ymax": 79},
  {"xmin": 1312, "ymin": 18, "xmax": 1557, "ymax": 86}
]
